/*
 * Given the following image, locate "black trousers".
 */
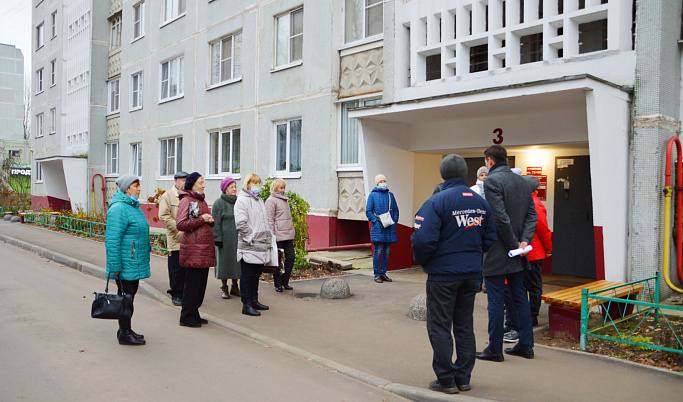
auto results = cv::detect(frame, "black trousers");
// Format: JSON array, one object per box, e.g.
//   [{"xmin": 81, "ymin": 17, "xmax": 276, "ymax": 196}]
[
  {"xmin": 426, "ymin": 279, "xmax": 477, "ymax": 386},
  {"xmin": 240, "ymin": 260, "xmax": 263, "ymax": 304},
  {"xmin": 180, "ymin": 267, "xmax": 209, "ymax": 324},
  {"xmin": 116, "ymin": 279, "xmax": 139, "ymax": 330},
  {"xmin": 167, "ymin": 250, "xmax": 185, "ymax": 299},
  {"xmin": 273, "ymin": 240, "xmax": 295, "ymax": 288},
  {"xmin": 505, "ymin": 259, "xmax": 544, "ymax": 330}
]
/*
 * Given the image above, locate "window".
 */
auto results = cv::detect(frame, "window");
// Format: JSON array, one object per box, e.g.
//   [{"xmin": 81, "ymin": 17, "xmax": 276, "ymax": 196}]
[
  {"xmin": 160, "ymin": 137, "xmax": 183, "ymax": 177},
  {"xmin": 36, "ymin": 68, "xmax": 44, "ymax": 93},
  {"xmin": 275, "ymin": 8, "xmax": 303, "ymax": 67},
  {"xmin": 110, "ymin": 16, "xmax": 122, "ymax": 49},
  {"xmin": 426, "ymin": 54, "xmax": 441, "ymax": 81},
  {"xmin": 35, "ymin": 162, "xmax": 43, "ymax": 182},
  {"xmin": 163, "ymin": 0, "xmax": 186, "ymax": 24},
  {"xmin": 133, "ymin": 2, "xmax": 144, "ymax": 40},
  {"xmin": 50, "ymin": 60, "xmax": 56, "ymax": 86},
  {"xmin": 210, "ymin": 32, "xmax": 243, "ymax": 85},
  {"xmin": 470, "ymin": 44, "xmax": 488, "ymax": 73},
  {"xmin": 8, "ymin": 150, "xmax": 21, "ymax": 159},
  {"xmin": 209, "ymin": 129, "xmax": 241, "ymax": 175},
  {"xmin": 51, "ymin": 12, "xmax": 57, "ymax": 38},
  {"xmin": 36, "ymin": 23, "xmax": 44, "ymax": 49},
  {"xmin": 160, "ymin": 56, "xmax": 184, "ymax": 101},
  {"xmin": 345, "ymin": 0, "xmax": 383, "ymax": 43},
  {"xmin": 106, "ymin": 142, "xmax": 119, "ymax": 175},
  {"xmin": 108, "ymin": 78, "xmax": 120, "ymax": 114},
  {"xmin": 340, "ymin": 99, "xmax": 378, "ymax": 166},
  {"xmin": 50, "ymin": 108, "xmax": 56, "ymax": 134},
  {"xmin": 36, "ymin": 113, "xmax": 44, "ymax": 138},
  {"xmin": 131, "ymin": 143, "xmax": 142, "ymax": 177},
  {"xmin": 520, "ymin": 33, "xmax": 543, "ymax": 64},
  {"xmin": 130, "ymin": 72, "xmax": 143, "ymax": 110},
  {"xmin": 579, "ymin": 19, "xmax": 608, "ymax": 54},
  {"xmin": 275, "ymin": 119, "xmax": 302, "ymax": 174}
]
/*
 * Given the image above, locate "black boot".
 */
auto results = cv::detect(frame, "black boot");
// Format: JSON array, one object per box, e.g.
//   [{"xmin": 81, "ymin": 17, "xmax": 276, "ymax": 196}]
[
  {"xmin": 117, "ymin": 328, "xmax": 144, "ymax": 340},
  {"xmin": 252, "ymin": 297, "xmax": 269, "ymax": 310},
  {"xmin": 242, "ymin": 302, "xmax": 261, "ymax": 316},
  {"xmin": 118, "ymin": 329, "xmax": 146, "ymax": 345}
]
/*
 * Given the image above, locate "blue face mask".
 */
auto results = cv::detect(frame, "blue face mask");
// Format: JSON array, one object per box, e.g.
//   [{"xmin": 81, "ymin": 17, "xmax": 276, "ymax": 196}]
[
  {"xmin": 378, "ymin": 183, "xmax": 388, "ymax": 189},
  {"xmin": 130, "ymin": 194, "xmax": 138, "ymax": 202},
  {"xmin": 251, "ymin": 186, "xmax": 261, "ymax": 195}
]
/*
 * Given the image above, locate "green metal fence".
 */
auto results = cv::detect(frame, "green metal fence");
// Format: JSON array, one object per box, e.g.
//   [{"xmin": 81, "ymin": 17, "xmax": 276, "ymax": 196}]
[
  {"xmin": 580, "ymin": 273, "xmax": 683, "ymax": 354},
  {"xmin": 23, "ymin": 212, "xmax": 168, "ymax": 252}
]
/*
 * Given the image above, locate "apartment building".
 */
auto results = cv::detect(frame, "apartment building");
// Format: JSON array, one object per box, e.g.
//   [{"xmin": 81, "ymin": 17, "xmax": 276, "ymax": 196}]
[{"xmin": 0, "ymin": 44, "xmax": 30, "ymax": 168}]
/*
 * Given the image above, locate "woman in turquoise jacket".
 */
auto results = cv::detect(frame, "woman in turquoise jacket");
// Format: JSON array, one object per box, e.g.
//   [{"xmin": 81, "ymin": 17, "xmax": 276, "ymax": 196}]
[{"xmin": 105, "ymin": 174, "xmax": 151, "ymax": 346}]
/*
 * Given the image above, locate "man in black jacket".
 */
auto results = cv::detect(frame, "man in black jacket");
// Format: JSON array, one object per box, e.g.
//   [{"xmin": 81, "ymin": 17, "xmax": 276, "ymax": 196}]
[
  {"xmin": 476, "ymin": 145, "xmax": 537, "ymax": 362},
  {"xmin": 412, "ymin": 154, "xmax": 497, "ymax": 394}
]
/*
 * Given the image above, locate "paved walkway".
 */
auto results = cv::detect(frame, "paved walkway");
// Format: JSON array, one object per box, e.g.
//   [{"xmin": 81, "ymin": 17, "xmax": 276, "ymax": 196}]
[{"xmin": 1, "ymin": 220, "xmax": 682, "ymax": 401}]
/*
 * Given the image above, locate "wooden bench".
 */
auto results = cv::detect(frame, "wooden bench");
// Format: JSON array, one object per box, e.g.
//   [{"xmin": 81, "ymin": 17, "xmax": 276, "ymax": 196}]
[{"xmin": 541, "ymin": 280, "xmax": 645, "ymax": 341}]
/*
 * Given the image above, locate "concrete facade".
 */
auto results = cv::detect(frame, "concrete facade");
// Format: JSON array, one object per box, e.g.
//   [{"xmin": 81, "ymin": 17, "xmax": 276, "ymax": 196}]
[{"xmin": 0, "ymin": 44, "xmax": 30, "ymax": 167}]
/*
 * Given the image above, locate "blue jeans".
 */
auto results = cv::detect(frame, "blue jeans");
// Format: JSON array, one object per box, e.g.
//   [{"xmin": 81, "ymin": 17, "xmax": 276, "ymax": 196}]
[
  {"xmin": 373, "ymin": 242, "xmax": 391, "ymax": 277},
  {"xmin": 484, "ymin": 271, "xmax": 534, "ymax": 354}
]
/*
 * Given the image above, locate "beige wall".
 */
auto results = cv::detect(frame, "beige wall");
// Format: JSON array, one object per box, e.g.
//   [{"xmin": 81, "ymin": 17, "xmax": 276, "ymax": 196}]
[{"xmin": 412, "ymin": 153, "xmax": 443, "ymax": 217}]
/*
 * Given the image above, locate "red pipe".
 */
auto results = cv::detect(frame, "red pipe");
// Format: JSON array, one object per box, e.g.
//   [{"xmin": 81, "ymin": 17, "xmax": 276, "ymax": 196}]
[
  {"xmin": 92, "ymin": 174, "xmax": 106, "ymax": 214},
  {"xmin": 665, "ymin": 137, "xmax": 683, "ymax": 283},
  {"xmin": 307, "ymin": 243, "xmax": 372, "ymax": 252}
]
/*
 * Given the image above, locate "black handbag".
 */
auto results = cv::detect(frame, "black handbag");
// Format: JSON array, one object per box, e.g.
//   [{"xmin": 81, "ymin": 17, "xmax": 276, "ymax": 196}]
[{"xmin": 91, "ymin": 276, "xmax": 133, "ymax": 320}]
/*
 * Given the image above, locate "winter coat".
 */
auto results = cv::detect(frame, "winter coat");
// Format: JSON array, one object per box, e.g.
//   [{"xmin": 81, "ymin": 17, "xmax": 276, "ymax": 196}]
[
  {"xmin": 177, "ymin": 190, "xmax": 216, "ymax": 268},
  {"xmin": 527, "ymin": 193, "xmax": 553, "ymax": 261},
  {"xmin": 211, "ymin": 193, "xmax": 240, "ymax": 279},
  {"xmin": 365, "ymin": 187, "xmax": 399, "ymax": 243},
  {"xmin": 234, "ymin": 188, "xmax": 274, "ymax": 265},
  {"xmin": 158, "ymin": 184, "xmax": 182, "ymax": 251},
  {"xmin": 470, "ymin": 180, "xmax": 485, "ymax": 199},
  {"xmin": 412, "ymin": 178, "xmax": 497, "ymax": 281},
  {"xmin": 482, "ymin": 163, "xmax": 537, "ymax": 277},
  {"xmin": 265, "ymin": 192, "xmax": 295, "ymax": 242},
  {"xmin": 105, "ymin": 191, "xmax": 151, "ymax": 281}
]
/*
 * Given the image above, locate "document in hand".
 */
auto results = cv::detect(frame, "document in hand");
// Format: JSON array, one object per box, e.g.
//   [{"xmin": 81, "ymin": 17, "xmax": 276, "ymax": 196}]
[{"xmin": 508, "ymin": 245, "xmax": 533, "ymax": 258}]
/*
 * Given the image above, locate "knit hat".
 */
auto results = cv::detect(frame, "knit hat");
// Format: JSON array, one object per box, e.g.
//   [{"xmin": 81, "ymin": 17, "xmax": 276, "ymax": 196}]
[
  {"xmin": 511, "ymin": 168, "xmax": 523, "ymax": 176},
  {"xmin": 115, "ymin": 174, "xmax": 139, "ymax": 193},
  {"xmin": 174, "ymin": 171, "xmax": 189, "ymax": 179},
  {"xmin": 524, "ymin": 175, "xmax": 540, "ymax": 192},
  {"xmin": 220, "ymin": 177, "xmax": 235, "ymax": 193},
  {"xmin": 184, "ymin": 172, "xmax": 202, "ymax": 190},
  {"xmin": 375, "ymin": 174, "xmax": 387, "ymax": 186},
  {"xmin": 476, "ymin": 166, "xmax": 488, "ymax": 177},
  {"xmin": 439, "ymin": 154, "xmax": 468, "ymax": 180}
]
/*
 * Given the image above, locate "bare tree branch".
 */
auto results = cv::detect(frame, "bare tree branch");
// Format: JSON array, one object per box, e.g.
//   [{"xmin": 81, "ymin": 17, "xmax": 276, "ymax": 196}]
[{"xmin": 24, "ymin": 72, "xmax": 31, "ymax": 141}]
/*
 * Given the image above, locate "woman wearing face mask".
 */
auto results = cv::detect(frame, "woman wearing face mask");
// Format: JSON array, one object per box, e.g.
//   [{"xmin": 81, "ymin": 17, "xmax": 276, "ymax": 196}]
[
  {"xmin": 211, "ymin": 177, "xmax": 241, "ymax": 299},
  {"xmin": 105, "ymin": 174, "xmax": 151, "ymax": 345},
  {"xmin": 365, "ymin": 174, "xmax": 399, "ymax": 283},
  {"xmin": 265, "ymin": 178, "xmax": 296, "ymax": 292},
  {"xmin": 470, "ymin": 166, "xmax": 488, "ymax": 198},
  {"xmin": 234, "ymin": 173, "xmax": 272, "ymax": 316},
  {"xmin": 176, "ymin": 172, "xmax": 216, "ymax": 327}
]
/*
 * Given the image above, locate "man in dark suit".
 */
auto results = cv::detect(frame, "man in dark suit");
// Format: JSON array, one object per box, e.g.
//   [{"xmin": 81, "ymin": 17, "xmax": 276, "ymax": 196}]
[{"xmin": 476, "ymin": 145, "xmax": 537, "ymax": 361}]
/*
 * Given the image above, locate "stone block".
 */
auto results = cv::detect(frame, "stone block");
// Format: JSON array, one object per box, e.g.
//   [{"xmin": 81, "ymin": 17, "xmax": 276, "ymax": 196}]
[
  {"xmin": 320, "ymin": 278, "xmax": 351, "ymax": 299},
  {"xmin": 10, "ymin": 216, "xmax": 21, "ymax": 222},
  {"xmin": 408, "ymin": 294, "xmax": 427, "ymax": 321}
]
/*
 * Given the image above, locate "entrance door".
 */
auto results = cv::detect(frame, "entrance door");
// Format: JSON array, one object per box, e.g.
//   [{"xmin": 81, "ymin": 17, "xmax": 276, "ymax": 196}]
[{"xmin": 552, "ymin": 155, "xmax": 596, "ymax": 278}]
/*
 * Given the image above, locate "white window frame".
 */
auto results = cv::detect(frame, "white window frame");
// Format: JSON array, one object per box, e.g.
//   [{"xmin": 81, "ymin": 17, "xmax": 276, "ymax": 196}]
[
  {"xmin": 36, "ymin": 113, "xmax": 44, "ymax": 138},
  {"xmin": 344, "ymin": 0, "xmax": 384, "ymax": 45},
  {"xmin": 274, "ymin": 7, "xmax": 304, "ymax": 69},
  {"xmin": 132, "ymin": 2, "xmax": 145, "ymax": 41},
  {"xmin": 159, "ymin": 137, "xmax": 183, "ymax": 178},
  {"xmin": 110, "ymin": 15, "xmax": 122, "ymax": 49},
  {"xmin": 36, "ymin": 23, "xmax": 44, "ymax": 50},
  {"xmin": 338, "ymin": 97, "xmax": 380, "ymax": 170},
  {"xmin": 108, "ymin": 78, "xmax": 120, "ymax": 114},
  {"xmin": 162, "ymin": 0, "xmax": 186, "ymax": 26},
  {"xmin": 131, "ymin": 142, "xmax": 143, "ymax": 177},
  {"xmin": 208, "ymin": 128, "xmax": 241, "ymax": 177},
  {"xmin": 49, "ymin": 108, "xmax": 56, "ymax": 135},
  {"xmin": 36, "ymin": 68, "xmax": 44, "ymax": 94},
  {"xmin": 209, "ymin": 32, "xmax": 243, "ymax": 88},
  {"xmin": 51, "ymin": 11, "xmax": 57, "ymax": 38},
  {"xmin": 130, "ymin": 71, "xmax": 143, "ymax": 111},
  {"xmin": 35, "ymin": 162, "xmax": 43, "ymax": 183},
  {"xmin": 159, "ymin": 56, "xmax": 184, "ymax": 102},
  {"xmin": 274, "ymin": 118, "xmax": 302, "ymax": 178},
  {"xmin": 50, "ymin": 60, "xmax": 56, "ymax": 86},
  {"xmin": 106, "ymin": 142, "xmax": 119, "ymax": 176}
]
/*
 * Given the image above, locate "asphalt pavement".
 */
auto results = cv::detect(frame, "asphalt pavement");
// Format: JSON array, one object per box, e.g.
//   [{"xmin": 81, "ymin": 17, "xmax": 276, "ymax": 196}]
[{"xmin": 1, "ymin": 220, "xmax": 682, "ymax": 401}]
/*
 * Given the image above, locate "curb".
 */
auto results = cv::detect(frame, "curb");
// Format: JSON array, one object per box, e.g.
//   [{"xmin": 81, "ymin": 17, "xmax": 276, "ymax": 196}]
[{"xmin": 0, "ymin": 232, "xmax": 479, "ymax": 402}]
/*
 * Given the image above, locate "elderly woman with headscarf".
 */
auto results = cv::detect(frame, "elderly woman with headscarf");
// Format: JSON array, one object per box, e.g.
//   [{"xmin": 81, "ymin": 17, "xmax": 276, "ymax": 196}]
[
  {"xmin": 105, "ymin": 174, "xmax": 151, "ymax": 345},
  {"xmin": 365, "ymin": 174, "xmax": 399, "ymax": 283},
  {"xmin": 212, "ymin": 177, "xmax": 241, "ymax": 299},
  {"xmin": 176, "ymin": 172, "xmax": 215, "ymax": 327}
]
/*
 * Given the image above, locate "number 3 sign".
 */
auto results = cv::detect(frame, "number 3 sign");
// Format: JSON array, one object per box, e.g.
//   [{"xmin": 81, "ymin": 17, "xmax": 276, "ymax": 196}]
[{"xmin": 492, "ymin": 128, "xmax": 503, "ymax": 144}]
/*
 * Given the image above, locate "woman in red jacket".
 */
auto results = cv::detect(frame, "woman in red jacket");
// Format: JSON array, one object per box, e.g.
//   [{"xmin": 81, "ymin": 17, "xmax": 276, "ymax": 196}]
[{"xmin": 176, "ymin": 172, "xmax": 216, "ymax": 328}]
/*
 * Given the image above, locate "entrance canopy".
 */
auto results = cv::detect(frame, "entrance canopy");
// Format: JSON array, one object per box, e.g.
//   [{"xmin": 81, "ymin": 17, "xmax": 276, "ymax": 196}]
[
  {"xmin": 351, "ymin": 75, "xmax": 632, "ymax": 281},
  {"xmin": 36, "ymin": 156, "xmax": 88, "ymax": 212}
]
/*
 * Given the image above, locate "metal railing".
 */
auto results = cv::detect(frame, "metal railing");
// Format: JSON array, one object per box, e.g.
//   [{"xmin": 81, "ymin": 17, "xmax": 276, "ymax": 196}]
[
  {"xmin": 580, "ymin": 273, "xmax": 683, "ymax": 354},
  {"xmin": 23, "ymin": 212, "xmax": 168, "ymax": 252}
]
